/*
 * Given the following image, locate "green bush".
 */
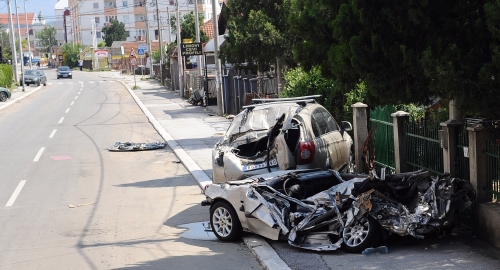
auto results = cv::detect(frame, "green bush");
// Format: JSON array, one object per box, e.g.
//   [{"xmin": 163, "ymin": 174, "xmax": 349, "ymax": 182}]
[{"xmin": 0, "ymin": 64, "xmax": 13, "ymax": 88}]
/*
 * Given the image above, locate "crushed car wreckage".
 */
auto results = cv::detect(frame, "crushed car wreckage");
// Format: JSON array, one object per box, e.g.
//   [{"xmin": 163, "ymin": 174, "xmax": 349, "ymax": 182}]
[
  {"xmin": 202, "ymin": 169, "xmax": 475, "ymax": 252},
  {"xmin": 108, "ymin": 141, "xmax": 166, "ymax": 151}
]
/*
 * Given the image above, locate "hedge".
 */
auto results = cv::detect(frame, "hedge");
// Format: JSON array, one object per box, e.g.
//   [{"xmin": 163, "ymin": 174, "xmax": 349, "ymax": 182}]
[{"xmin": 0, "ymin": 64, "xmax": 13, "ymax": 88}]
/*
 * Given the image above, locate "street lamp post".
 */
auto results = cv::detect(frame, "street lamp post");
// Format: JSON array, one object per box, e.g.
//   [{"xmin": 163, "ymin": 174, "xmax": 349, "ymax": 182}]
[
  {"xmin": 23, "ymin": 0, "xmax": 32, "ymax": 69},
  {"xmin": 14, "ymin": 0, "xmax": 25, "ymax": 91},
  {"xmin": 5, "ymin": 0, "xmax": 19, "ymax": 82}
]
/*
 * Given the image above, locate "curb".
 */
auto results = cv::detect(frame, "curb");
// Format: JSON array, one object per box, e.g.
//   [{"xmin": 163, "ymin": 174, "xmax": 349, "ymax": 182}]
[
  {"xmin": 117, "ymin": 79, "xmax": 290, "ymax": 270},
  {"xmin": 0, "ymin": 85, "xmax": 44, "ymax": 111}
]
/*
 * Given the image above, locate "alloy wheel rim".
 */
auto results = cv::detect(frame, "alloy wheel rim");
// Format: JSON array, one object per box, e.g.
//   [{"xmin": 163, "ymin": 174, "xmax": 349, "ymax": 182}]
[
  {"xmin": 213, "ymin": 207, "xmax": 233, "ymax": 237},
  {"xmin": 343, "ymin": 217, "xmax": 370, "ymax": 247}
]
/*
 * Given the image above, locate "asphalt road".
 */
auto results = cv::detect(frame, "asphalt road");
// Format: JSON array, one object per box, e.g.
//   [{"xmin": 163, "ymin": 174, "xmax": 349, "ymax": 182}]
[{"xmin": 0, "ymin": 69, "xmax": 261, "ymax": 270}]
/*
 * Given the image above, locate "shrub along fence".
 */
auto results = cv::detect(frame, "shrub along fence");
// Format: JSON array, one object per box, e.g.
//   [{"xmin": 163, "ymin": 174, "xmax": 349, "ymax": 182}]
[{"xmin": 0, "ymin": 64, "xmax": 13, "ymax": 88}]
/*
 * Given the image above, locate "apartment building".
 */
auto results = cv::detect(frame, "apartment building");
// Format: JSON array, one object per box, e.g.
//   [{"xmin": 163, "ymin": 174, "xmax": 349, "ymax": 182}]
[
  {"xmin": 54, "ymin": 0, "xmax": 72, "ymax": 46},
  {"xmin": 68, "ymin": 0, "xmax": 222, "ymax": 46}
]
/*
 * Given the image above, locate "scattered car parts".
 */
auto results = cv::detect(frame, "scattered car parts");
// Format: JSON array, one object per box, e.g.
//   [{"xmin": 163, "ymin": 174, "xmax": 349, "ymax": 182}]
[{"xmin": 108, "ymin": 141, "xmax": 165, "ymax": 151}]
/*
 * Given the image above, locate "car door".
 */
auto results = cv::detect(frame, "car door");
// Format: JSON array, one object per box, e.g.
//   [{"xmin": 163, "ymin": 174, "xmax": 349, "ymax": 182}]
[
  {"xmin": 310, "ymin": 108, "xmax": 333, "ymax": 169},
  {"xmin": 319, "ymin": 108, "xmax": 348, "ymax": 169}
]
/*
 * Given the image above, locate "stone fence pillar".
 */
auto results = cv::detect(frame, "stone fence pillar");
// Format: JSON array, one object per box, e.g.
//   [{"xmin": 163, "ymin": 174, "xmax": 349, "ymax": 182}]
[
  {"xmin": 352, "ymin": 102, "xmax": 369, "ymax": 173},
  {"xmin": 391, "ymin": 111, "xmax": 410, "ymax": 173},
  {"xmin": 468, "ymin": 125, "xmax": 490, "ymax": 203},
  {"xmin": 440, "ymin": 120, "xmax": 463, "ymax": 177}
]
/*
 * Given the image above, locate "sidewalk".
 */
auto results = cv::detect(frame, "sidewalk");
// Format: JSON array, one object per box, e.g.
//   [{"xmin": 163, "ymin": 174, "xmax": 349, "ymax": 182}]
[{"xmin": 103, "ymin": 72, "xmax": 291, "ymax": 270}]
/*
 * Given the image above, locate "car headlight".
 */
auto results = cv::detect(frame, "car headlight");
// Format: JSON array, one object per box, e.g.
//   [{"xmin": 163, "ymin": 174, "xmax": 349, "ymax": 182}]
[
  {"xmin": 68, "ymin": 72, "xmax": 72, "ymax": 75},
  {"xmin": 34, "ymin": 78, "xmax": 39, "ymax": 81}
]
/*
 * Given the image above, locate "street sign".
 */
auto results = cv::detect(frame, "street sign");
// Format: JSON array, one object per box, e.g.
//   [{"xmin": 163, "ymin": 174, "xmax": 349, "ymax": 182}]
[
  {"xmin": 137, "ymin": 48, "xmax": 145, "ymax": 55},
  {"xmin": 130, "ymin": 56, "xmax": 137, "ymax": 66},
  {"xmin": 181, "ymin": 42, "xmax": 202, "ymax": 56}
]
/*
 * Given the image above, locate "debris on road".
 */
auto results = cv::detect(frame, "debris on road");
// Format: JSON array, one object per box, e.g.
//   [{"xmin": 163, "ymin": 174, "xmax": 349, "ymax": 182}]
[
  {"xmin": 362, "ymin": 246, "xmax": 388, "ymax": 255},
  {"xmin": 108, "ymin": 141, "xmax": 165, "ymax": 151}
]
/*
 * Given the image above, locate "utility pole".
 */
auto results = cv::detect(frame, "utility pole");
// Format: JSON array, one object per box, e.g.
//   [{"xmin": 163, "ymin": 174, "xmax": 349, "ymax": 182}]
[
  {"xmin": 14, "ymin": 0, "xmax": 24, "ymax": 91},
  {"xmin": 91, "ymin": 17, "xmax": 97, "ymax": 70},
  {"xmin": 211, "ymin": 0, "xmax": 222, "ymax": 115},
  {"xmin": 176, "ymin": 1, "xmax": 183, "ymax": 97},
  {"xmin": 23, "ymin": 0, "xmax": 31, "ymax": 69},
  {"xmin": 155, "ymin": 0, "xmax": 163, "ymax": 84},
  {"xmin": 144, "ymin": 0, "xmax": 152, "ymax": 77},
  {"xmin": 194, "ymin": 0, "xmax": 201, "ymax": 76},
  {"xmin": 6, "ymin": 0, "xmax": 19, "ymax": 83}
]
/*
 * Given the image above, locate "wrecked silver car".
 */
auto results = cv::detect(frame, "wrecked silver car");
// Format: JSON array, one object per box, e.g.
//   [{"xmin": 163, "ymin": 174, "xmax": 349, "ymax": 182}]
[
  {"xmin": 212, "ymin": 96, "xmax": 354, "ymax": 183},
  {"xmin": 202, "ymin": 169, "xmax": 475, "ymax": 252}
]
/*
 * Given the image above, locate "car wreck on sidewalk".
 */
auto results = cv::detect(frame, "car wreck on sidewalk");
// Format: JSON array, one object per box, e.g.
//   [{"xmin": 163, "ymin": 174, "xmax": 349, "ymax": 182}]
[
  {"xmin": 212, "ymin": 95, "xmax": 354, "ymax": 184},
  {"xmin": 202, "ymin": 169, "xmax": 475, "ymax": 252}
]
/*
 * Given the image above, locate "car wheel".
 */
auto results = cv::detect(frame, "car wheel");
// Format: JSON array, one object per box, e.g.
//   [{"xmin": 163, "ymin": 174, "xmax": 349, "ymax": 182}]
[
  {"xmin": 0, "ymin": 92, "xmax": 7, "ymax": 102},
  {"xmin": 70, "ymin": 76, "xmax": 73, "ymax": 79},
  {"xmin": 57, "ymin": 76, "xmax": 60, "ymax": 79},
  {"xmin": 37, "ymin": 81, "xmax": 40, "ymax": 86},
  {"xmin": 210, "ymin": 201, "xmax": 242, "ymax": 241},
  {"xmin": 26, "ymin": 83, "xmax": 29, "ymax": 86},
  {"xmin": 43, "ymin": 81, "xmax": 47, "ymax": 86},
  {"xmin": 342, "ymin": 216, "xmax": 381, "ymax": 253}
]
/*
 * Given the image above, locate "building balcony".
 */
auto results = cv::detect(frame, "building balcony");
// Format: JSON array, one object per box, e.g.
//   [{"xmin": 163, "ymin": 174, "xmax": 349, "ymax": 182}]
[
  {"xmin": 134, "ymin": 6, "xmax": 145, "ymax": 14},
  {"xmin": 135, "ymin": 21, "xmax": 146, "ymax": 29}
]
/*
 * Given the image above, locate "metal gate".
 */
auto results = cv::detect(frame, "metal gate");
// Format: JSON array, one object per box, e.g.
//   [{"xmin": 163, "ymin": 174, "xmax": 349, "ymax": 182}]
[
  {"xmin": 369, "ymin": 106, "xmax": 396, "ymax": 173},
  {"xmin": 405, "ymin": 119, "xmax": 444, "ymax": 175},
  {"xmin": 455, "ymin": 125, "xmax": 470, "ymax": 180},
  {"xmin": 486, "ymin": 124, "xmax": 500, "ymax": 201}
]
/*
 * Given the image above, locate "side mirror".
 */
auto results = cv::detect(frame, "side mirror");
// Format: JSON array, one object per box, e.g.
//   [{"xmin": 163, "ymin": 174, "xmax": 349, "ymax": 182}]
[{"xmin": 341, "ymin": 121, "xmax": 352, "ymax": 132}]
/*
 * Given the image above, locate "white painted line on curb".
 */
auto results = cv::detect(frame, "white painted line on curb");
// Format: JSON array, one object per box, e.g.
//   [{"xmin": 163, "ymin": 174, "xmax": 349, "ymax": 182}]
[
  {"xmin": 0, "ymin": 85, "xmax": 43, "ymax": 111},
  {"xmin": 59, "ymin": 117, "xmax": 64, "ymax": 123},
  {"xmin": 33, "ymin": 147, "xmax": 45, "ymax": 162},
  {"xmin": 49, "ymin": 129, "xmax": 57, "ymax": 138},
  {"xmin": 70, "ymin": 101, "xmax": 74, "ymax": 105},
  {"xmin": 65, "ymin": 108, "xmax": 70, "ymax": 113},
  {"xmin": 5, "ymin": 180, "xmax": 27, "ymax": 207}
]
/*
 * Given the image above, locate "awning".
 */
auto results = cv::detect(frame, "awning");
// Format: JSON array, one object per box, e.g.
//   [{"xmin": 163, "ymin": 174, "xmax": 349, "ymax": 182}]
[{"xmin": 204, "ymin": 35, "xmax": 226, "ymax": 53}]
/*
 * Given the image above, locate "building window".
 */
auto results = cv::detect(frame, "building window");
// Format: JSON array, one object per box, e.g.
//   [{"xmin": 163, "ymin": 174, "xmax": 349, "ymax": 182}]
[
  {"xmin": 95, "ymin": 17, "xmax": 100, "ymax": 23},
  {"xmin": 122, "ymin": 1, "xmax": 128, "ymax": 7},
  {"xmin": 96, "ymin": 32, "xmax": 102, "ymax": 38},
  {"xmin": 126, "ymin": 31, "xmax": 130, "ymax": 37},
  {"xmin": 93, "ymin": 3, "xmax": 99, "ymax": 8},
  {"xmin": 123, "ymin": 15, "xmax": 129, "ymax": 23},
  {"xmin": 169, "ymin": 0, "xmax": 174, "ymax": 5}
]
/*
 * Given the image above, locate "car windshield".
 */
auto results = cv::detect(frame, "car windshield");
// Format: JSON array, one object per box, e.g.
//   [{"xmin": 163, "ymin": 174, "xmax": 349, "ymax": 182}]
[
  {"xmin": 24, "ymin": 70, "xmax": 37, "ymax": 75},
  {"xmin": 225, "ymin": 104, "xmax": 298, "ymax": 138},
  {"xmin": 58, "ymin": 67, "xmax": 70, "ymax": 71}
]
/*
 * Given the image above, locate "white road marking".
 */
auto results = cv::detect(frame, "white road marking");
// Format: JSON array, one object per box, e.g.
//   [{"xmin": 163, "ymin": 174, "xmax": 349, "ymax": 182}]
[
  {"xmin": 65, "ymin": 108, "xmax": 70, "ymax": 113},
  {"xmin": 89, "ymin": 81, "xmax": 95, "ymax": 83},
  {"xmin": 33, "ymin": 147, "xmax": 46, "ymax": 162},
  {"xmin": 68, "ymin": 82, "xmax": 73, "ymax": 84},
  {"xmin": 78, "ymin": 92, "xmax": 80, "ymax": 95},
  {"xmin": 79, "ymin": 81, "xmax": 84, "ymax": 84},
  {"xmin": 59, "ymin": 117, "xmax": 64, "ymax": 123},
  {"xmin": 70, "ymin": 101, "xmax": 74, "ymax": 105},
  {"xmin": 48, "ymin": 83, "xmax": 53, "ymax": 85},
  {"xmin": 58, "ymin": 82, "xmax": 63, "ymax": 84},
  {"xmin": 75, "ymin": 96, "xmax": 78, "ymax": 99},
  {"xmin": 49, "ymin": 129, "xmax": 57, "ymax": 138},
  {"xmin": 5, "ymin": 180, "xmax": 27, "ymax": 207}
]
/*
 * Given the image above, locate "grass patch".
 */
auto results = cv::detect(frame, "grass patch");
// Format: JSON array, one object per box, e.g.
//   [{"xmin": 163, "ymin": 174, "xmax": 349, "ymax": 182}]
[{"xmin": 132, "ymin": 85, "xmax": 141, "ymax": 90}]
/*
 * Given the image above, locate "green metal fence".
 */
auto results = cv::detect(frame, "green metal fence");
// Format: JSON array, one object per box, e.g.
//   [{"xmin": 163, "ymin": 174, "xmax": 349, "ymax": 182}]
[
  {"xmin": 485, "ymin": 127, "xmax": 500, "ymax": 201},
  {"xmin": 455, "ymin": 125, "xmax": 470, "ymax": 180},
  {"xmin": 404, "ymin": 119, "xmax": 444, "ymax": 175},
  {"xmin": 369, "ymin": 106, "xmax": 396, "ymax": 173}
]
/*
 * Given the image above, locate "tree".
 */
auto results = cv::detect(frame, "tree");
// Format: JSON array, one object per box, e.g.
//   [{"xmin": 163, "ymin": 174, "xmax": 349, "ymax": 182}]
[
  {"xmin": 170, "ymin": 12, "xmax": 209, "ymax": 44},
  {"xmin": 219, "ymin": 0, "xmax": 295, "ymax": 71},
  {"xmin": 59, "ymin": 43, "xmax": 85, "ymax": 67},
  {"xmin": 0, "ymin": 30, "xmax": 12, "ymax": 60},
  {"xmin": 287, "ymin": 0, "xmax": 500, "ymax": 118},
  {"xmin": 97, "ymin": 40, "xmax": 106, "ymax": 48},
  {"xmin": 38, "ymin": 26, "xmax": 57, "ymax": 54},
  {"xmin": 101, "ymin": 19, "xmax": 127, "ymax": 47}
]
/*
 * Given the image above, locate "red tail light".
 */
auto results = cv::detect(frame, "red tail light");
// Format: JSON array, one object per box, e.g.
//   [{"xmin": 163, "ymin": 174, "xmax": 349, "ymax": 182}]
[{"xmin": 298, "ymin": 141, "xmax": 315, "ymax": 165}]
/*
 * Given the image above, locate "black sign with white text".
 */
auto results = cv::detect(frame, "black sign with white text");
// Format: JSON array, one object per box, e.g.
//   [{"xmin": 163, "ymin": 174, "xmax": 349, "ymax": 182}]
[{"xmin": 181, "ymin": 43, "xmax": 203, "ymax": 56}]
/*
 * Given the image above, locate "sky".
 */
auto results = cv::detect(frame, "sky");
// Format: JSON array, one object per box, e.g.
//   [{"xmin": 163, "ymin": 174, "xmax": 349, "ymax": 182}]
[{"xmin": 0, "ymin": 0, "xmax": 58, "ymax": 23}]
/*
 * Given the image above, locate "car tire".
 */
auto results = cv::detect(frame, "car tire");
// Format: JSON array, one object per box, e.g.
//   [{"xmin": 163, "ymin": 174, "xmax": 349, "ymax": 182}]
[
  {"xmin": 37, "ymin": 81, "xmax": 40, "ymax": 86},
  {"xmin": 26, "ymin": 83, "xmax": 29, "ymax": 86},
  {"xmin": 0, "ymin": 92, "xmax": 7, "ymax": 102},
  {"xmin": 210, "ymin": 201, "xmax": 242, "ymax": 241},
  {"xmin": 70, "ymin": 76, "xmax": 72, "ymax": 79},
  {"xmin": 57, "ymin": 76, "xmax": 59, "ymax": 79},
  {"xmin": 342, "ymin": 216, "xmax": 381, "ymax": 253},
  {"xmin": 43, "ymin": 81, "xmax": 47, "ymax": 86}
]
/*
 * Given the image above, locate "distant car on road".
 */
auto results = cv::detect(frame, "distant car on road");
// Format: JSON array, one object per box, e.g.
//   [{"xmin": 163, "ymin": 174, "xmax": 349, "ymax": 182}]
[
  {"xmin": 57, "ymin": 66, "xmax": 72, "ymax": 79},
  {"xmin": 0, "ymin": 87, "xmax": 11, "ymax": 102},
  {"xmin": 21, "ymin": 70, "xmax": 47, "ymax": 86}
]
